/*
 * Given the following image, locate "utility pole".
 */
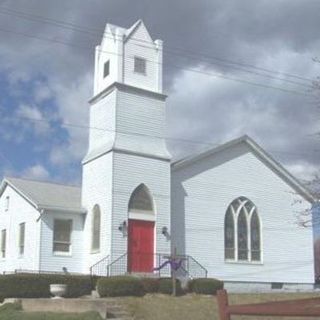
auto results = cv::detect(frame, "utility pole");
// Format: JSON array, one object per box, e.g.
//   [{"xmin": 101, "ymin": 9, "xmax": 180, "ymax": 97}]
[{"xmin": 172, "ymin": 246, "xmax": 177, "ymax": 296}]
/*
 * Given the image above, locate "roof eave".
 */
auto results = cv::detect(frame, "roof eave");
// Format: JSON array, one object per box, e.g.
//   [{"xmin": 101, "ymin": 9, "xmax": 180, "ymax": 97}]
[
  {"xmin": 38, "ymin": 205, "xmax": 87, "ymax": 214},
  {"xmin": 171, "ymin": 135, "xmax": 316, "ymax": 204},
  {"xmin": 0, "ymin": 178, "xmax": 40, "ymax": 210}
]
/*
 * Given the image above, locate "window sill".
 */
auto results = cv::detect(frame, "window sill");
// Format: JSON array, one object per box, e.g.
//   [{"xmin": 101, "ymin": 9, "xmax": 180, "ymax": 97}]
[
  {"xmin": 225, "ymin": 260, "xmax": 263, "ymax": 265},
  {"xmin": 133, "ymin": 70, "xmax": 147, "ymax": 76},
  {"xmin": 53, "ymin": 252, "xmax": 72, "ymax": 257},
  {"xmin": 90, "ymin": 249, "xmax": 100, "ymax": 255}
]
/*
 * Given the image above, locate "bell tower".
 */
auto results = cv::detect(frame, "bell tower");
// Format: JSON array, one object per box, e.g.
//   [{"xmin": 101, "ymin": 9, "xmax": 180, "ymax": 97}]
[
  {"xmin": 93, "ymin": 19, "xmax": 163, "ymax": 95},
  {"xmin": 82, "ymin": 20, "xmax": 171, "ymax": 273}
]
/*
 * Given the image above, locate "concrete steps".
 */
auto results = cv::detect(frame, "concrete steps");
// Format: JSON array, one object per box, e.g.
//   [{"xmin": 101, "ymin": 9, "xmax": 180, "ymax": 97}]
[
  {"xmin": 91, "ymin": 292, "xmax": 134, "ymax": 319},
  {"xmin": 105, "ymin": 302, "xmax": 133, "ymax": 319}
]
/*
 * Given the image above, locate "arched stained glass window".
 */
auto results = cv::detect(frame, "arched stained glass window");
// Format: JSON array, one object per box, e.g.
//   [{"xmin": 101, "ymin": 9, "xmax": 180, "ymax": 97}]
[
  {"xmin": 224, "ymin": 208, "xmax": 235, "ymax": 259},
  {"xmin": 91, "ymin": 204, "xmax": 101, "ymax": 252},
  {"xmin": 237, "ymin": 210, "xmax": 248, "ymax": 260},
  {"xmin": 251, "ymin": 211, "xmax": 261, "ymax": 261},
  {"xmin": 224, "ymin": 197, "xmax": 261, "ymax": 262},
  {"xmin": 129, "ymin": 184, "xmax": 153, "ymax": 213}
]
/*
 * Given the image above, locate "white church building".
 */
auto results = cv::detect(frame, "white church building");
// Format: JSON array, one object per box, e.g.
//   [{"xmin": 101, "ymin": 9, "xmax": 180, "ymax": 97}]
[{"xmin": 0, "ymin": 20, "xmax": 317, "ymax": 290}]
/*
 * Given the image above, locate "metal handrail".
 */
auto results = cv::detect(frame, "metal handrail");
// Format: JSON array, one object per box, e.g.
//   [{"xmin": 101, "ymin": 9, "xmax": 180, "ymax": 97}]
[
  {"xmin": 187, "ymin": 255, "xmax": 208, "ymax": 278},
  {"xmin": 106, "ymin": 252, "xmax": 127, "ymax": 276},
  {"xmin": 90, "ymin": 255, "xmax": 110, "ymax": 276},
  {"xmin": 89, "ymin": 252, "xmax": 208, "ymax": 278}
]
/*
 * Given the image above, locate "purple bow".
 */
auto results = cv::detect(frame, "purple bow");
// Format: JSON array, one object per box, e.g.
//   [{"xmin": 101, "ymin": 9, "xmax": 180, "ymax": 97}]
[{"xmin": 153, "ymin": 259, "xmax": 183, "ymax": 271}]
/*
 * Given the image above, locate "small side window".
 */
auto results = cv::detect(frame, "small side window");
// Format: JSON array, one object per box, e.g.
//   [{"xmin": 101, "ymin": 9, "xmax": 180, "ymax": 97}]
[
  {"xmin": 91, "ymin": 205, "xmax": 101, "ymax": 253},
  {"xmin": 5, "ymin": 196, "xmax": 9, "ymax": 211},
  {"xmin": 271, "ymin": 282, "xmax": 283, "ymax": 290},
  {"xmin": 134, "ymin": 57, "xmax": 146, "ymax": 74},
  {"xmin": 19, "ymin": 223, "xmax": 25, "ymax": 256},
  {"xmin": 104, "ymin": 60, "xmax": 110, "ymax": 78},
  {"xmin": 1, "ymin": 229, "xmax": 6, "ymax": 258}
]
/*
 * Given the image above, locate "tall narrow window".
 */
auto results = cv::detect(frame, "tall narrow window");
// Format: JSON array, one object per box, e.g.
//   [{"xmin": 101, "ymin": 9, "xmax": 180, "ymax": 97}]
[
  {"xmin": 19, "ymin": 223, "xmax": 25, "ymax": 256},
  {"xmin": 1, "ymin": 229, "xmax": 6, "ymax": 258},
  {"xmin": 224, "ymin": 197, "xmax": 261, "ymax": 263},
  {"xmin": 237, "ymin": 211, "xmax": 248, "ymax": 260},
  {"xmin": 134, "ymin": 57, "xmax": 146, "ymax": 74},
  {"xmin": 5, "ymin": 196, "xmax": 9, "ymax": 211},
  {"xmin": 91, "ymin": 205, "xmax": 101, "ymax": 252},
  {"xmin": 251, "ymin": 212, "xmax": 261, "ymax": 261},
  {"xmin": 224, "ymin": 208, "xmax": 235, "ymax": 259},
  {"xmin": 103, "ymin": 60, "xmax": 110, "ymax": 78},
  {"xmin": 53, "ymin": 219, "xmax": 72, "ymax": 254}
]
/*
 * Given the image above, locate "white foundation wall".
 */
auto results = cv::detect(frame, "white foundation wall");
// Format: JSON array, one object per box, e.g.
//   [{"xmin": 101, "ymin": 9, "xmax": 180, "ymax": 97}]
[
  {"xmin": 172, "ymin": 142, "xmax": 314, "ymax": 284},
  {"xmin": 81, "ymin": 152, "xmax": 113, "ymax": 272},
  {"xmin": 224, "ymin": 281, "xmax": 316, "ymax": 293},
  {"xmin": 0, "ymin": 185, "xmax": 40, "ymax": 272},
  {"xmin": 111, "ymin": 151, "xmax": 171, "ymax": 262}
]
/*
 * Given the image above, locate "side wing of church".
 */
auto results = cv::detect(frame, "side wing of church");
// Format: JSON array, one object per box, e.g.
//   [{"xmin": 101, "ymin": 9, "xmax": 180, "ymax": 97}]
[
  {"xmin": 172, "ymin": 136, "xmax": 316, "ymax": 290},
  {"xmin": 0, "ymin": 20, "xmax": 317, "ymax": 291}
]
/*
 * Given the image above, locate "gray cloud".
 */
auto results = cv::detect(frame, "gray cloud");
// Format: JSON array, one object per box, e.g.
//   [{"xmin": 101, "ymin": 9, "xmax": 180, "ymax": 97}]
[{"xmin": 0, "ymin": 0, "xmax": 319, "ymax": 182}]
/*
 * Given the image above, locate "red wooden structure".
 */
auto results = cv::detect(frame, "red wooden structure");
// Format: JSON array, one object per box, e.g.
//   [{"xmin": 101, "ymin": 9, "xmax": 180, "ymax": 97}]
[
  {"xmin": 217, "ymin": 289, "xmax": 320, "ymax": 320},
  {"xmin": 127, "ymin": 219, "xmax": 154, "ymax": 273}
]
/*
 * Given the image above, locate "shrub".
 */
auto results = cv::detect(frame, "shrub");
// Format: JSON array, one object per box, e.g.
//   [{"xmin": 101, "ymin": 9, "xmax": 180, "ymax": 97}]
[
  {"xmin": 158, "ymin": 278, "xmax": 182, "ymax": 295},
  {"xmin": 0, "ymin": 274, "xmax": 93, "ymax": 298},
  {"xmin": 140, "ymin": 278, "xmax": 160, "ymax": 293},
  {"xmin": 97, "ymin": 276, "xmax": 145, "ymax": 297},
  {"xmin": 188, "ymin": 278, "xmax": 223, "ymax": 295}
]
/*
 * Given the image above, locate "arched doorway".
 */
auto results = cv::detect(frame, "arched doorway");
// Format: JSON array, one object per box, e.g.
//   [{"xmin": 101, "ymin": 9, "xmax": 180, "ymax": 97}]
[{"xmin": 127, "ymin": 184, "xmax": 155, "ymax": 273}]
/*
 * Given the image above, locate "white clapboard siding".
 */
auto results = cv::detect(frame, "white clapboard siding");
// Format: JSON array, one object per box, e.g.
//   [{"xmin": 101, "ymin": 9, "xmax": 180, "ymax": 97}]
[
  {"xmin": 172, "ymin": 141, "xmax": 314, "ymax": 284},
  {"xmin": 82, "ymin": 152, "xmax": 113, "ymax": 272},
  {"xmin": 39, "ymin": 211, "xmax": 84, "ymax": 273},
  {"xmin": 0, "ymin": 185, "xmax": 41, "ymax": 272},
  {"xmin": 112, "ymin": 152, "xmax": 171, "ymax": 260},
  {"xmin": 124, "ymin": 23, "xmax": 160, "ymax": 92}
]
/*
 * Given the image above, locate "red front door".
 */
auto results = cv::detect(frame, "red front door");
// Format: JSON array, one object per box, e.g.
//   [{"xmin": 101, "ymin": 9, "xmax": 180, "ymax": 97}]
[{"xmin": 128, "ymin": 219, "xmax": 154, "ymax": 273}]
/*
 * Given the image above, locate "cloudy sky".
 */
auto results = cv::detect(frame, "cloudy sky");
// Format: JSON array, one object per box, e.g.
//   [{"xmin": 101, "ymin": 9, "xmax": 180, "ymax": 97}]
[{"xmin": 0, "ymin": 0, "xmax": 319, "ymax": 185}]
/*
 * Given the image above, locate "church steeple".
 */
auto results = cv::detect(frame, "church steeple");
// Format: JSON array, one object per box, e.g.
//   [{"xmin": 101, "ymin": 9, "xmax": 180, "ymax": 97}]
[
  {"xmin": 83, "ymin": 20, "xmax": 170, "ymax": 164},
  {"xmin": 82, "ymin": 20, "xmax": 171, "ymax": 272},
  {"xmin": 93, "ymin": 20, "xmax": 163, "ymax": 96}
]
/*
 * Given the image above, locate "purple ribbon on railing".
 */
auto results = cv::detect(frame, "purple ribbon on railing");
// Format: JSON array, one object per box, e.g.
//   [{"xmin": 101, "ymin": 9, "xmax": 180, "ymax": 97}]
[{"xmin": 153, "ymin": 259, "xmax": 183, "ymax": 271}]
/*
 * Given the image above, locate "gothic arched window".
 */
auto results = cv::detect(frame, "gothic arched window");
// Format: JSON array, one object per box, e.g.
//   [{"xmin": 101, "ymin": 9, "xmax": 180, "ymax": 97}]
[
  {"xmin": 251, "ymin": 211, "xmax": 261, "ymax": 261},
  {"xmin": 224, "ymin": 208, "xmax": 235, "ymax": 260},
  {"xmin": 224, "ymin": 197, "xmax": 261, "ymax": 262},
  {"xmin": 91, "ymin": 204, "xmax": 101, "ymax": 252},
  {"xmin": 128, "ymin": 184, "xmax": 154, "ymax": 213},
  {"xmin": 237, "ymin": 210, "xmax": 248, "ymax": 260}
]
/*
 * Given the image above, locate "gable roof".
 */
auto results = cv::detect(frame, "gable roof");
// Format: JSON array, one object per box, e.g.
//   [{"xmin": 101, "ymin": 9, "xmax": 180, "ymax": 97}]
[
  {"xmin": 172, "ymin": 135, "xmax": 317, "ymax": 204},
  {"xmin": 103, "ymin": 20, "xmax": 153, "ymax": 44},
  {"xmin": 125, "ymin": 19, "xmax": 143, "ymax": 39},
  {"xmin": 0, "ymin": 177, "xmax": 85, "ymax": 213}
]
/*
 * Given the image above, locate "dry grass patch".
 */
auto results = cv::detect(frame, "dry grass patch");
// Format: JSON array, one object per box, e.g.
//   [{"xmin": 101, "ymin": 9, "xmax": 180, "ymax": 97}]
[{"xmin": 118, "ymin": 292, "xmax": 320, "ymax": 320}]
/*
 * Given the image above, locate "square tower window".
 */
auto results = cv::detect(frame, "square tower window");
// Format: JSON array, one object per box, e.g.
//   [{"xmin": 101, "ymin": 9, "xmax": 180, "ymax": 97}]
[
  {"xmin": 134, "ymin": 57, "xmax": 146, "ymax": 74},
  {"xmin": 103, "ymin": 60, "xmax": 110, "ymax": 78}
]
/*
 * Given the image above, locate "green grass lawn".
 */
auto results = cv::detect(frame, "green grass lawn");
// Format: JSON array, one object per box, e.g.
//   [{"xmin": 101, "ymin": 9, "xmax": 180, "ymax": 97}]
[
  {"xmin": 0, "ymin": 303, "xmax": 102, "ymax": 320},
  {"xmin": 1, "ymin": 293, "xmax": 320, "ymax": 319},
  {"xmin": 120, "ymin": 292, "xmax": 320, "ymax": 320}
]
